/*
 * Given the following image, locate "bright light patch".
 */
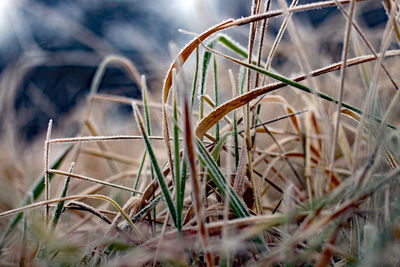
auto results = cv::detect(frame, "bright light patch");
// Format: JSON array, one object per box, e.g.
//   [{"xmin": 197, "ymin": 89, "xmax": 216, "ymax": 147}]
[
  {"xmin": 0, "ymin": 0, "xmax": 15, "ymax": 44},
  {"xmin": 173, "ymin": 0, "xmax": 197, "ymax": 17}
]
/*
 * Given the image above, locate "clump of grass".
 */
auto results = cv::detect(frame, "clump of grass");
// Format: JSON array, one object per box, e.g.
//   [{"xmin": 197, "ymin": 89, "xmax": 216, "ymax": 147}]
[{"xmin": 2, "ymin": 0, "xmax": 400, "ymax": 266}]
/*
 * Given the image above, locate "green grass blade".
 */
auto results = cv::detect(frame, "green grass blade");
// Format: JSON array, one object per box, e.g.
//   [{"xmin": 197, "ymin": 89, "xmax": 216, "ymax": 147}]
[
  {"xmin": 173, "ymin": 74, "xmax": 182, "ymax": 232},
  {"xmin": 131, "ymin": 193, "xmax": 164, "ymax": 223},
  {"xmin": 200, "ymin": 38, "xmax": 218, "ymax": 119},
  {"xmin": 211, "ymin": 131, "xmax": 233, "ymax": 161},
  {"xmin": 178, "ymin": 155, "xmax": 187, "ymax": 229},
  {"xmin": 50, "ymin": 163, "xmax": 75, "ymax": 230},
  {"xmin": 218, "ymin": 34, "xmax": 248, "ymax": 59},
  {"xmin": 0, "ymin": 144, "xmax": 73, "ymax": 251},
  {"xmin": 191, "ymin": 47, "xmax": 200, "ymax": 110},
  {"xmin": 195, "ymin": 139, "xmax": 249, "ymax": 218},
  {"xmin": 132, "ymin": 103, "xmax": 177, "ymax": 227},
  {"xmin": 132, "ymin": 151, "xmax": 147, "ymax": 195}
]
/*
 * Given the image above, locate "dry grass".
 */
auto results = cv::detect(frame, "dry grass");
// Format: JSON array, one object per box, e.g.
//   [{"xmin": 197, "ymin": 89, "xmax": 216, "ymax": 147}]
[{"xmin": 1, "ymin": 0, "xmax": 400, "ymax": 266}]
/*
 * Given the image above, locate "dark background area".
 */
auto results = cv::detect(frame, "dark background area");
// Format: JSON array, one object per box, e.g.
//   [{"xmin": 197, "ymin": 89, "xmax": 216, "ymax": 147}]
[{"xmin": 0, "ymin": 0, "xmax": 387, "ymax": 141}]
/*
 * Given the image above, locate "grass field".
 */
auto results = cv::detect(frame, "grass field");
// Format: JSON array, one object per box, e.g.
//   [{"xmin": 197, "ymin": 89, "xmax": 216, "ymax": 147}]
[{"xmin": 1, "ymin": 0, "xmax": 400, "ymax": 266}]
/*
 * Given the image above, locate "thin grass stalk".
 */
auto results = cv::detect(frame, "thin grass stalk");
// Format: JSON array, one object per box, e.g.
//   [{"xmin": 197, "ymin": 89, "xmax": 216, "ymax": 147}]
[
  {"xmin": 229, "ymin": 69, "xmax": 240, "ymax": 168},
  {"xmin": 49, "ymin": 135, "xmax": 191, "ymax": 144},
  {"xmin": 279, "ymin": 0, "xmax": 330, "ymax": 137},
  {"xmin": 263, "ymin": 0, "xmax": 298, "ymax": 81},
  {"xmin": 75, "ymin": 55, "xmax": 142, "ymax": 171},
  {"xmin": 48, "ymin": 169, "xmax": 142, "ymax": 194},
  {"xmin": 246, "ymin": 0, "xmax": 262, "ymax": 215},
  {"xmin": 352, "ymin": 5, "xmax": 397, "ymax": 173},
  {"xmin": 0, "ymin": 194, "xmax": 143, "ymax": 238},
  {"xmin": 254, "ymin": 113, "xmax": 305, "ymax": 189},
  {"xmin": 84, "ymin": 120, "xmax": 119, "ymax": 173},
  {"xmin": 184, "ymin": 93, "xmax": 214, "ymax": 267},
  {"xmin": 213, "ymin": 56, "xmax": 220, "ymax": 165},
  {"xmin": 305, "ymin": 112, "xmax": 313, "ymax": 205},
  {"xmin": 251, "ymin": 0, "xmax": 272, "ymax": 154},
  {"xmin": 222, "ymin": 134, "xmax": 233, "ymax": 266},
  {"xmin": 329, "ymin": 0, "xmax": 356, "ymax": 184},
  {"xmin": 255, "ymin": 0, "xmax": 271, "ymax": 88},
  {"xmin": 44, "ymin": 119, "xmax": 53, "ymax": 226},
  {"xmin": 337, "ymin": 0, "xmax": 399, "ymax": 91},
  {"xmin": 383, "ymin": 0, "xmax": 400, "ymax": 44},
  {"xmin": 132, "ymin": 103, "xmax": 178, "ymax": 227},
  {"xmin": 81, "ymin": 147, "xmax": 139, "ymax": 165},
  {"xmin": 20, "ymin": 215, "xmax": 27, "ymax": 267}
]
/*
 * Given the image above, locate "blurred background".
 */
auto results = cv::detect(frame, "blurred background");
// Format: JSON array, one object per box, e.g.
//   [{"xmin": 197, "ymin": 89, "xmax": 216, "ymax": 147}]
[{"xmin": 0, "ymin": 0, "xmax": 387, "ymax": 143}]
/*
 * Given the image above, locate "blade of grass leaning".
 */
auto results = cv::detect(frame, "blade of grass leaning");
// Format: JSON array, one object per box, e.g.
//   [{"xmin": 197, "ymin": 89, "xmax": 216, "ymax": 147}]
[
  {"xmin": 50, "ymin": 162, "xmax": 75, "ymax": 230},
  {"xmin": 0, "ymin": 144, "xmax": 73, "ymax": 251},
  {"xmin": 172, "ymin": 70, "xmax": 182, "ymax": 232},
  {"xmin": 272, "ymin": 184, "xmax": 293, "ymax": 214},
  {"xmin": 211, "ymin": 131, "xmax": 233, "ymax": 161},
  {"xmin": 244, "ymin": 1, "xmax": 262, "ymax": 215},
  {"xmin": 141, "ymin": 74, "xmax": 157, "ymax": 230},
  {"xmin": 184, "ymin": 92, "xmax": 214, "ymax": 267},
  {"xmin": 131, "ymin": 193, "xmax": 164, "ymax": 224},
  {"xmin": 132, "ymin": 103, "xmax": 177, "ymax": 227}
]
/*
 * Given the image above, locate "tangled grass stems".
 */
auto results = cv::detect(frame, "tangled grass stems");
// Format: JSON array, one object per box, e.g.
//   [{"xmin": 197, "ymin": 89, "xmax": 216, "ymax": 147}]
[{"xmin": 2, "ymin": 0, "xmax": 400, "ymax": 265}]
